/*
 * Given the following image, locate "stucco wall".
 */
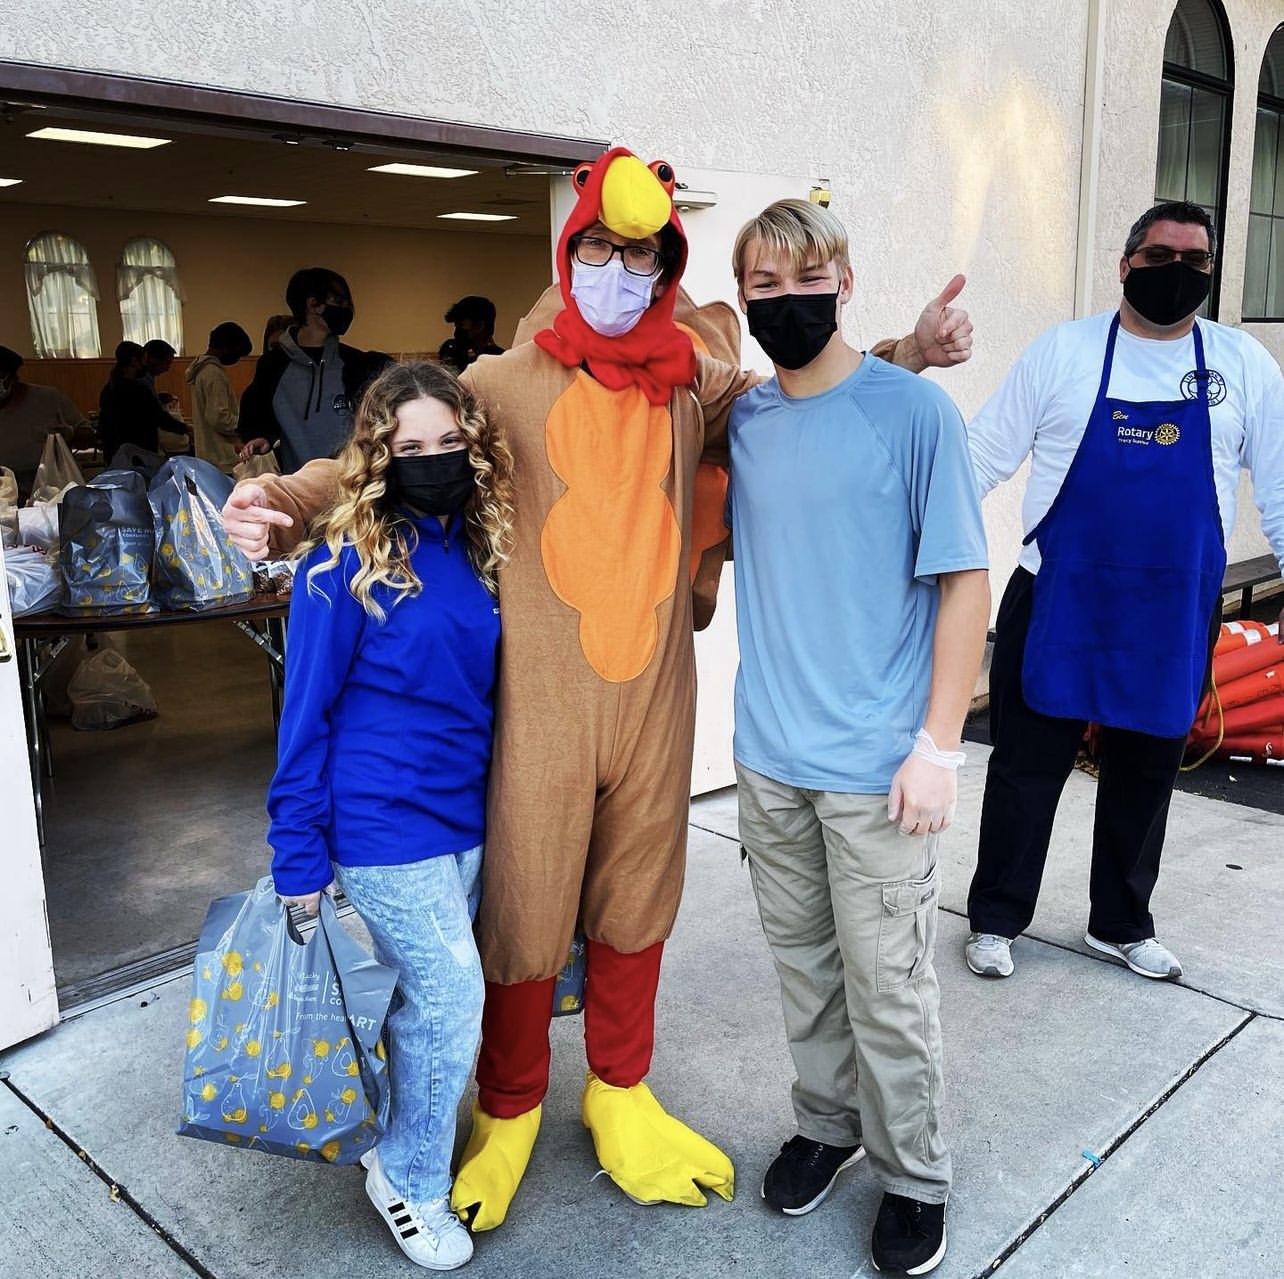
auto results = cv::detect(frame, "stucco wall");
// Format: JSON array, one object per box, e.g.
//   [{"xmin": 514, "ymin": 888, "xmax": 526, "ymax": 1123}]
[{"xmin": 4, "ymin": 0, "xmax": 1282, "ymax": 586}]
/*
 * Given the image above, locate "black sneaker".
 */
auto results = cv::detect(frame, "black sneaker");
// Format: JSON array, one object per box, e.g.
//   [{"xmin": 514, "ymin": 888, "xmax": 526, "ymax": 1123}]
[
  {"xmin": 760, "ymin": 1135, "xmax": 865, "ymax": 1215},
  {"xmin": 871, "ymin": 1192, "xmax": 947, "ymax": 1275}
]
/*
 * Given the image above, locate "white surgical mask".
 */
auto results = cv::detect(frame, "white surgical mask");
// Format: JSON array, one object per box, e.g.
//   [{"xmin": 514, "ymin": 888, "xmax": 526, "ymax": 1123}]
[{"xmin": 570, "ymin": 258, "xmax": 656, "ymax": 337}]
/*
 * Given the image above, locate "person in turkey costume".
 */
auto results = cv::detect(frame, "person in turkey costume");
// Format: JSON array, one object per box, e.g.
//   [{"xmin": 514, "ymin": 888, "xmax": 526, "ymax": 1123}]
[{"xmin": 220, "ymin": 147, "xmax": 974, "ymax": 1232}]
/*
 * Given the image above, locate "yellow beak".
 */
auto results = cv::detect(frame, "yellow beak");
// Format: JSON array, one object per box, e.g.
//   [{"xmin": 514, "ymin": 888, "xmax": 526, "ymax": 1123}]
[{"xmin": 599, "ymin": 155, "xmax": 671, "ymax": 239}]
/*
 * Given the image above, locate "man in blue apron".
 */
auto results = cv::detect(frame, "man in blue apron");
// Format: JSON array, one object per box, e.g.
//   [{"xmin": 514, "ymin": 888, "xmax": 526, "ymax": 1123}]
[{"xmin": 963, "ymin": 200, "xmax": 1284, "ymax": 982}]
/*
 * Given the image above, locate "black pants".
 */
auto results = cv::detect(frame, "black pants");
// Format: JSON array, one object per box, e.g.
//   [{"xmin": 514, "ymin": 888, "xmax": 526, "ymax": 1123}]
[{"xmin": 966, "ymin": 568, "xmax": 1192, "ymax": 944}]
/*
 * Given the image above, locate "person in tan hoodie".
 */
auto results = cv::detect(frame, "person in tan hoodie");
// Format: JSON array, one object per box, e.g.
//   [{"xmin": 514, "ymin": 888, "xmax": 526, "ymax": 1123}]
[
  {"xmin": 222, "ymin": 149, "xmax": 973, "ymax": 1236},
  {"xmin": 186, "ymin": 322, "xmax": 252, "ymax": 472}
]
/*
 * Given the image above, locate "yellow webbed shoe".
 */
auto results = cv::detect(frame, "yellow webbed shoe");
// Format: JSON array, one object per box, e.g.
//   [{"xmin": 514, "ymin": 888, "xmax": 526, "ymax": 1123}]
[
  {"xmin": 450, "ymin": 1101, "xmax": 542, "ymax": 1232},
  {"xmin": 581, "ymin": 1071, "xmax": 735, "ymax": 1207}
]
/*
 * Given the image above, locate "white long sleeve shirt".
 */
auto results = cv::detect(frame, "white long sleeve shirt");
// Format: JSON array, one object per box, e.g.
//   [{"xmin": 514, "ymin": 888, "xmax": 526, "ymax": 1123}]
[{"xmin": 968, "ymin": 310, "xmax": 1284, "ymax": 575}]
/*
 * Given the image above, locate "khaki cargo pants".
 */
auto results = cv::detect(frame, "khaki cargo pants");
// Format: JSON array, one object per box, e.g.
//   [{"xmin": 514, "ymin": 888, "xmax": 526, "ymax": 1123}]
[{"xmin": 737, "ymin": 762, "xmax": 951, "ymax": 1203}]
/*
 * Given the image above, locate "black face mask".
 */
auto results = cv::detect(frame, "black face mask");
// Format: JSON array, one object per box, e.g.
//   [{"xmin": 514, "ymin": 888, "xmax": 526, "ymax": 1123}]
[
  {"xmin": 322, "ymin": 304, "xmax": 354, "ymax": 337},
  {"xmin": 388, "ymin": 450, "xmax": 473, "ymax": 517},
  {"xmin": 745, "ymin": 292, "xmax": 839, "ymax": 370},
  {"xmin": 1122, "ymin": 261, "xmax": 1211, "ymax": 328}
]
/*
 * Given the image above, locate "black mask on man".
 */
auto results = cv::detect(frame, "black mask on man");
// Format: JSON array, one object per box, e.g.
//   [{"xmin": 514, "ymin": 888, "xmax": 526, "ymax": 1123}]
[
  {"xmin": 388, "ymin": 450, "xmax": 473, "ymax": 516},
  {"xmin": 322, "ymin": 304, "xmax": 354, "ymax": 337},
  {"xmin": 1122, "ymin": 261, "xmax": 1211, "ymax": 328},
  {"xmin": 745, "ymin": 292, "xmax": 839, "ymax": 370}
]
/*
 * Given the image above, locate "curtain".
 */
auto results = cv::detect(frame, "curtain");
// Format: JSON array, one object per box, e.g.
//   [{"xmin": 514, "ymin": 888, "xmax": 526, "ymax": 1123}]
[
  {"xmin": 24, "ymin": 232, "xmax": 102, "ymax": 359},
  {"xmin": 118, "ymin": 238, "xmax": 185, "ymax": 351}
]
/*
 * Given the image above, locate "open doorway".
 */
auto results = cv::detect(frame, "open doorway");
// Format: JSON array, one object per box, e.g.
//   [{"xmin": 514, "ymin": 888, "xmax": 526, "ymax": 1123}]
[{"xmin": 0, "ymin": 63, "xmax": 604, "ymax": 1013}]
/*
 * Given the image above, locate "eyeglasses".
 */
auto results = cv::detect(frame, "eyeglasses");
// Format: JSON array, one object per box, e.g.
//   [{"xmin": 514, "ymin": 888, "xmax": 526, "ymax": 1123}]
[
  {"xmin": 1132, "ymin": 245, "xmax": 1215, "ymax": 271},
  {"xmin": 570, "ymin": 235, "xmax": 663, "ymax": 278}
]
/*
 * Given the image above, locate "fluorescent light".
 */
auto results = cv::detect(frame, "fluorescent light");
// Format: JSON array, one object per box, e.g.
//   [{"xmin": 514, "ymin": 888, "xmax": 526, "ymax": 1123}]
[
  {"xmin": 209, "ymin": 195, "xmax": 306, "ymax": 208},
  {"xmin": 438, "ymin": 212, "xmax": 517, "ymax": 222},
  {"xmin": 28, "ymin": 126, "xmax": 170, "ymax": 149},
  {"xmin": 369, "ymin": 162, "xmax": 478, "ymax": 179},
  {"xmin": 0, "ymin": 178, "xmax": 22, "ymax": 188}
]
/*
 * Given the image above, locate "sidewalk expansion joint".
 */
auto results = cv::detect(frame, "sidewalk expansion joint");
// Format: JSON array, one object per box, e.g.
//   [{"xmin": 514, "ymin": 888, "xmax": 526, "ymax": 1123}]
[
  {"xmin": 975, "ymin": 1011, "xmax": 1257, "ymax": 1279},
  {"xmin": 0, "ymin": 1074, "xmax": 217, "ymax": 1279}
]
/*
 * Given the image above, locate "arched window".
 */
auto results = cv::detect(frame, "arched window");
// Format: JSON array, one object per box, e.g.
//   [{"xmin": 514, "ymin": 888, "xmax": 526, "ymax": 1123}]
[
  {"xmin": 117, "ymin": 237, "xmax": 184, "ymax": 351},
  {"xmin": 24, "ymin": 232, "xmax": 102, "ymax": 358},
  {"xmin": 1155, "ymin": 0, "xmax": 1233, "ymax": 318},
  {"xmin": 1243, "ymin": 26, "xmax": 1284, "ymax": 319}
]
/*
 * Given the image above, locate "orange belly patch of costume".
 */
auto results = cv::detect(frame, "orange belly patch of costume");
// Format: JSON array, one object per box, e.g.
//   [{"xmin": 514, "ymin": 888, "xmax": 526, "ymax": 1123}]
[{"xmin": 541, "ymin": 373, "xmax": 680, "ymax": 682}]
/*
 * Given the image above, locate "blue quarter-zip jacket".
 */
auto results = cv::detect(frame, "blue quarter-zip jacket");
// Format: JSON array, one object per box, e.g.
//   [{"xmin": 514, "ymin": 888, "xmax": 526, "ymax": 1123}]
[{"xmin": 268, "ymin": 511, "xmax": 500, "ymax": 895}]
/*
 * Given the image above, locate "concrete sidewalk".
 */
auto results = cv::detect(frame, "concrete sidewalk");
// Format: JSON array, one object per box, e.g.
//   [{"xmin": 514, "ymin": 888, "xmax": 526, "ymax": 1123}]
[{"xmin": 2, "ymin": 746, "xmax": 1280, "ymax": 1279}]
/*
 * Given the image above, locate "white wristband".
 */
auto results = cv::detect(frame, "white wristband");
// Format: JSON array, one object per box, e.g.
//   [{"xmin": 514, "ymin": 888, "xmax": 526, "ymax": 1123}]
[{"xmin": 912, "ymin": 729, "xmax": 965, "ymax": 770}]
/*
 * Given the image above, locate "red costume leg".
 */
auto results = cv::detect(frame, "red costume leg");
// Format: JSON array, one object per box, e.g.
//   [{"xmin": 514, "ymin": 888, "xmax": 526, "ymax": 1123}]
[
  {"xmin": 476, "ymin": 976, "xmax": 557, "ymax": 1118},
  {"xmin": 584, "ymin": 939, "xmax": 664, "ymax": 1088}
]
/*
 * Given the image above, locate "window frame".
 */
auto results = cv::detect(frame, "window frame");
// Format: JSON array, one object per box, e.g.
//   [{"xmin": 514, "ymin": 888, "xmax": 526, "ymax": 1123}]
[
  {"xmin": 1242, "ymin": 26, "xmax": 1284, "ymax": 322},
  {"xmin": 1156, "ymin": 0, "xmax": 1234, "ymax": 320},
  {"xmin": 117, "ymin": 235, "xmax": 184, "ymax": 351}
]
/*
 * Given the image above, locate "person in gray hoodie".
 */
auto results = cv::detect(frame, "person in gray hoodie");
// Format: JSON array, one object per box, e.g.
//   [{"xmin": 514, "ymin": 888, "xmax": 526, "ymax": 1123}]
[
  {"xmin": 237, "ymin": 267, "xmax": 388, "ymax": 473},
  {"xmin": 187, "ymin": 322, "xmax": 252, "ymax": 472}
]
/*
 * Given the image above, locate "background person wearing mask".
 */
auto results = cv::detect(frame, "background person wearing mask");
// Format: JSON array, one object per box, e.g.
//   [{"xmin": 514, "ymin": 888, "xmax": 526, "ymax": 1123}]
[
  {"xmin": 98, "ymin": 340, "xmax": 189, "ymax": 462},
  {"xmin": 0, "ymin": 344, "xmax": 87, "ymax": 500},
  {"xmin": 237, "ymin": 267, "xmax": 388, "ymax": 473},
  {"xmin": 139, "ymin": 338, "xmax": 177, "ymax": 404},
  {"xmin": 438, "ymin": 295, "xmax": 504, "ymax": 373},
  {"xmin": 186, "ymin": 322, "xmax": 253, "ymax": 471}
]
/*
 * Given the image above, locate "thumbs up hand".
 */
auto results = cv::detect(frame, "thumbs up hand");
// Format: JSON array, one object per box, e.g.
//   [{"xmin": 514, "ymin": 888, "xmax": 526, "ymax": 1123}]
[{"xmin": 913, "ymin": 274, "xmax": 973, "ymax": 368}]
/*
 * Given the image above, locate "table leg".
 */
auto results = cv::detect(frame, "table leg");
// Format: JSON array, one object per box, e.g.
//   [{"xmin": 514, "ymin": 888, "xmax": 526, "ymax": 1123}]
[{"xmin": 17, "ymin": 637, "xmax": 46, "ymax": 851}]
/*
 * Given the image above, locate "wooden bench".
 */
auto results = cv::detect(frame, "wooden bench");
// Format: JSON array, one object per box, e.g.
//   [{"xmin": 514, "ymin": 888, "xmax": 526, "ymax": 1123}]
[{"xmin": 1223, "ymin": 553, "xmax": 1281, "ymax": 618}]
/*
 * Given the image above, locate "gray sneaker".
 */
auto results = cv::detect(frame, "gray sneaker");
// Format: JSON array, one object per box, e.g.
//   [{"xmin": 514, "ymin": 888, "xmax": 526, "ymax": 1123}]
[
  {"xmin": 965, "ymin": 932, "xmax": 1014, "ymax": 978},
  {"xmin": 1084, "ymin": 933, "xmax": 1182, "ymax": 980}
]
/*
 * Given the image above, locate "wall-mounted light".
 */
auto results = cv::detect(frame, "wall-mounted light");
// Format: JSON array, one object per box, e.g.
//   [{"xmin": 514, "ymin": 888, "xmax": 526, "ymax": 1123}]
[{"xmin": 673, "ymin": 185, "xmax": 718, "ymax": 212}]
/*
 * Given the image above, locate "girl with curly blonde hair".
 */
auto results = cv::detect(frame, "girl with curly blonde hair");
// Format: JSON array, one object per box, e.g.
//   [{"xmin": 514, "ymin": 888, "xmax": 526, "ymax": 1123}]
[{"xmin": 267, "ymin": 360, "xmax": 514, "ymax": 1271}]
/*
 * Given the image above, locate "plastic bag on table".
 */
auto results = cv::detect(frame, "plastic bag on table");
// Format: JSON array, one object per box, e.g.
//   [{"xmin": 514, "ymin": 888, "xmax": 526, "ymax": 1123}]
[
  {"xmin": 4, "ymin": 545, "xmax": 63, "ymax": 616},
  {"xmin": 67, "ymin": 648, "xmax": 158, "ymax": 730},
  {"xmin": 233, "ymin": 451, "xmax": 281, "ymax": 483},
  {"xmin": 58, "ymin": 471, "xmax": 155, "ymax": 615},
  {"xmin": 178, "ymin": 879, "xmax": 396, "ymax": 1164},
  {"xmin": 108, "ymin": 444, "xmax": 167, "ymax": 483},
  {"xmin": 29, "ymin": 433, "xmax": 84, "ymax": 504},
  {"xmin": 16, "ymin": 489, "xmax": 75, "ymax": 551},
  {"xmin": 149, "ymin": 457, "xmax": 253, "ymax": 610},
  {"xmin": 0, "ymin": 467, "xmax": 17, "ymax": 507}
]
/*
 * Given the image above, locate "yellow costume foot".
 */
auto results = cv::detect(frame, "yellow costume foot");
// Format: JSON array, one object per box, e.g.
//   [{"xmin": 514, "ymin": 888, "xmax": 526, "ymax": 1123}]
[
  {"xmin": 450, "ymin": 1101, "xmax": 542, "ymax": 1232},
  {"xmin": 581, "ymin": 1071, "xmax": 735, "ymax": 1207}
]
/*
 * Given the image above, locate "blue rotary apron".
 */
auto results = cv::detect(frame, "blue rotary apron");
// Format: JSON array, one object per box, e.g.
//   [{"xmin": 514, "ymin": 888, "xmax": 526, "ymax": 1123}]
[{"xmin": 1021, "ymin": 313, "xmax": 1225, "ymax": 738}]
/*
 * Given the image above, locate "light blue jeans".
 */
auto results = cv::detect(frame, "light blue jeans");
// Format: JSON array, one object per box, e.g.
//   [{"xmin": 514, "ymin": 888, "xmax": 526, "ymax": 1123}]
[{"xmin": 333, "ymin": 845, "xmax": 484, "ymax": 1205}]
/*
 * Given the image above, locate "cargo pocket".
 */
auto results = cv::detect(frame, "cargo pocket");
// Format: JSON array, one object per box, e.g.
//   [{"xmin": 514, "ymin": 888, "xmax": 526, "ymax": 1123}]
[{"xmin": 876, "ymin": 869, "xmax": 940, "ymax": 992}]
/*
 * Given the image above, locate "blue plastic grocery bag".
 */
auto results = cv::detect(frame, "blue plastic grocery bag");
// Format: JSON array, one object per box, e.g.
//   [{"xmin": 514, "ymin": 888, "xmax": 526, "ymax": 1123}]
[
  {"xmin": 178, "ymin": 878, "xmax": 397, "ymax": 1164},
  {"xmin": 149, "ymin": 457, "xmax": 253, "ymax": 610}
]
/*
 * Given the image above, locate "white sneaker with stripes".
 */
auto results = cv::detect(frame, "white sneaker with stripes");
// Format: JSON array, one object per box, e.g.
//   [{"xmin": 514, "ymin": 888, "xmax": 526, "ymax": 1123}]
[{"xmin": 364, "ymin": 1150, "xmax": 473, "ymax": 1270}]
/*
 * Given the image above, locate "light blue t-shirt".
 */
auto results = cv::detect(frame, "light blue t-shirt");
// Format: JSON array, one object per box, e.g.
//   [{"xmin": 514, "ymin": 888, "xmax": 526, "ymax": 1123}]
[{"xmin": 728, "ymin": 355, "xmax": 988, "ymax": 793}]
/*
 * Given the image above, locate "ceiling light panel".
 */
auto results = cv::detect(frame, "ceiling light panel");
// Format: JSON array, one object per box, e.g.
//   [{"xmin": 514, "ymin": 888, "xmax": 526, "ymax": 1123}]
[
  {"xmin": 209, "ymin": 195, "xmax": 306, "ymax": 207},
  {"xmin": 438, "ymin": 212, "xmax": 517, "ymax": 222},
  {"xmin": 369, "ymin": 162, "xmax": 478, "ymax": 179},
  {"xmin": 28, "ymin": 126, "xmax": 171, "ymax": 149},
  {"xmin": 0, "ymin": 178, "xmax": 22, "ymax": 187}
]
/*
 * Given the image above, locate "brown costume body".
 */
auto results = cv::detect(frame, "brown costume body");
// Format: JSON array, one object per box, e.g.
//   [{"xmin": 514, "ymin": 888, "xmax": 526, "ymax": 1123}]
[{"xmin": 250, "ymin": 284, "xmax": 749, "ymax": 982}]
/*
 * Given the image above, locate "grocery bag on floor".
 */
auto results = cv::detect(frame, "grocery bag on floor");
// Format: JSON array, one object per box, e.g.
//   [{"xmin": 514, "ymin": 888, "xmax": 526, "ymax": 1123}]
[
  {"xmin": 178, "ymin": 879, "xmax": 396, "ymax": 1165},
  {"xmin": 67, "ymin": 648, "xmax": 158, "ymax": 729},
  {"xmin": 58, "ymin": 471, "xmax": 154, "ymax": 615},
  {"xmin": 149, "ymin": 458, "xmax": 252, "ymax": 610},
  {"xmin": 29, "ymin": 433, "xmax": 84, "ymax": 503}
]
